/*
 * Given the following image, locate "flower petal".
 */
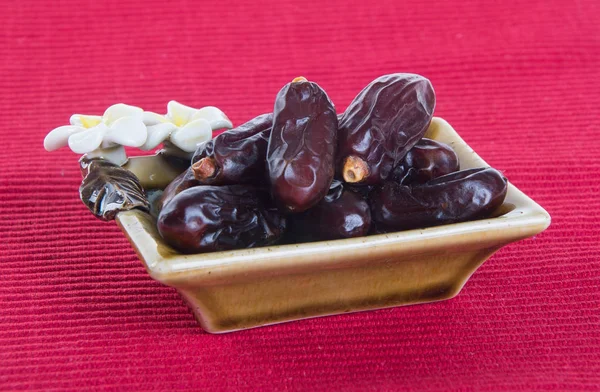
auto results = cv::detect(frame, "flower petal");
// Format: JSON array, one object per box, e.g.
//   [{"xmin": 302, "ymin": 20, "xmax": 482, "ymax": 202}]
[
  {"xmin": 70, "ymin": 114, "xmax": 102, "ymax": 127},
  {"xmin": 191, "ymin": 106, "xmax": 233, "ymax": 130},
  {"xmin": 142, "ymin": 111, "xmax": 169, "ymax": 126},
  {"xmin": 68, "ymin": 124, "xmax": 108, "ymax": 154},
  {"xmin": 140, "ymin": 122, "xmax": 178, "ymax": 150},
  {"xmin": 105, "ymin": 116, "xmax": 148, "ymax": 147},
  {"xmin": 170, "ymin": 119, "xmax": 212, "ymax": 152},
  {"xmin": 44, "ymin": 125, "xmax": 86, "ymax": 151},
  {"xmin": 166, "ymin": 100, "xmax": 197, "ymax": 127},
  {"xmin": 103, "ymin": 103, "xmax": 143, "ymax": 126}
]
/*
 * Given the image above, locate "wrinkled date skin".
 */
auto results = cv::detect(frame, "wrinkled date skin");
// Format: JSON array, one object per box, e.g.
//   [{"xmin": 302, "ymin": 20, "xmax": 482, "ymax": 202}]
[
  {"xmin": 370, "ymin": 168, "xmax": 507, "ymax": 232},
  {"xmin": 191, "ymin": 113, "xmax": 273, "ymax": 185},
  {"xmin": 267, "ymin": 78, "xmax": 337, "ymax": 213},
  {"xmin": 338, "ymin": 73, "xmax": 436, "ymax": 185},
  {"xmin": 158, "ymin": 185, "xmax": 286, "ymax": 254},
  {"xmin": 290, "ymin": 180, "xmax": 371, "ymax": 241},
  {"xmin": 157, "ymin": 168, "xmax": 199, "ymax": 212},
  {"xmin": 392, "ymin": 138, "xmax": 459, "ymax": 185}
]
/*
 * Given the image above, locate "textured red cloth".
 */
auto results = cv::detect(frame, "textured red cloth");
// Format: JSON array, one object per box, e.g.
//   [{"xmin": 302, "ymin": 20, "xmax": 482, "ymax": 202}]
[{"xmin": 1, "ymin": 0, "xmax": 599, "ymax": 390}]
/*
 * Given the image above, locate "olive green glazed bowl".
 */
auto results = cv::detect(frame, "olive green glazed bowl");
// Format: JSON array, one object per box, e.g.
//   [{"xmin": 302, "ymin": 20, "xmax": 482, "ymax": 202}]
[{"xmin": 116, "ymin": 117, "xmax": 551, "ymax": 333}]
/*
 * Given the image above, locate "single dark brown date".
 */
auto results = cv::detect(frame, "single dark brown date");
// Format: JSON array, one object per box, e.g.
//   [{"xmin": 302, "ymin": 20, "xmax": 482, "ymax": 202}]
[
  {"xmin": 338, "ymin": 73, "xmax": 436, "ymax": 185},
  {"xmin": 370, "ymin": 168, "xmax": 507, "ymax": 232},
  {"xmin": 290, "ymin": 180, "xmax": 371, "ymax": 241},
  {"xmin": 267, "ymin": 77, "xmax": 338, "ymax": 213},
  {"xmin": 392, "ymin": 138, "xmax": 459, "ymax": 185},
  {"xmin": 158, "ymin": 185, "xmax": 286, "ymax": 254},
  {"xmin": 191, "ymin": 113, "xmax": 273, "ymax": 185},
  {"xmin": 157, "ymin": 168, "xmax": 199, "ymax": 212}
]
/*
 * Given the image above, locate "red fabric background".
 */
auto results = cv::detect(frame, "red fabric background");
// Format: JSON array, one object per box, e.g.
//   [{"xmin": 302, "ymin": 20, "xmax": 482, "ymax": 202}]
[{"xmin": 1, "ymin": 0, "xmax": 599, "ymax": 390}]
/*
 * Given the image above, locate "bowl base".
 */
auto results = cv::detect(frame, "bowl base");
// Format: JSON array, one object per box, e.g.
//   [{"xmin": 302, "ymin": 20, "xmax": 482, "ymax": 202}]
[{"xmin": 178, "ymin": 246, "xmax": 501, "ymax": 333}]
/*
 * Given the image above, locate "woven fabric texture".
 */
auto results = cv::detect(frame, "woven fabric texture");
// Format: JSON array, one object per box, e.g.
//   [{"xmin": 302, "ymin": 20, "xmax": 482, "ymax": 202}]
[{"xmin": 1, "ymin": 0, "xmax": 599, "ymax": 390}]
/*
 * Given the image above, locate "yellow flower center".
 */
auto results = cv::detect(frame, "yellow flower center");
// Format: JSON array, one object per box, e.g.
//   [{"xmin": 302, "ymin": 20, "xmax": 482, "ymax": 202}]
[
  {"xmin": 80, "ymin": 116, "xmax": 102, "ymax": 128},
  {"xmin": 171, "ymin": 112, "xmax": 188, "ymax": 127}
]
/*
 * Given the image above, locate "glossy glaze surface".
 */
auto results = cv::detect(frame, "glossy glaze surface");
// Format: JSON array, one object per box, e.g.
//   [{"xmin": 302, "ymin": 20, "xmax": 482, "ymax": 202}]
[
  {"xmin": 79, "ymin": 157, "xmax": 149, "ymax": 220},
  {"xmin": 123, "ymin": 154, "xmax": 185, "ymax": 190}
]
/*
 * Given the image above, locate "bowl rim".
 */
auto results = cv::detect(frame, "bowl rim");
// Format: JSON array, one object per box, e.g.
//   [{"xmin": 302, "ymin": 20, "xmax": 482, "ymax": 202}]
[{"xmin": 116, "ymin": 117, "xmax": 551, "ymax": 285}]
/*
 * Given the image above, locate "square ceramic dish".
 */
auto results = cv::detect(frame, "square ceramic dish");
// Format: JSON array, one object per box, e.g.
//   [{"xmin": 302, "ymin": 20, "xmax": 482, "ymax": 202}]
[{"xmin": 116, "ymin": 117, "xmax": 550, "ymax": 333}]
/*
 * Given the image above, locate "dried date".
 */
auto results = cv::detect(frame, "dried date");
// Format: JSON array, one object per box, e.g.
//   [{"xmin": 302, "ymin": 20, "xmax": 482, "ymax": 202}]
[
  {"xmin": 157, "ymin": 168, "xmax": 199, "ymax": 212},
  {"xmin": 392, "ymin": 138, "xmax": 459, "ymax": 185},
  {"xmin": 157, "ymin": 185, "xmax": 286, "ymax": 254},
  {"xmin": 370, "ymin": 168, "xmax": 507, "ymax": 231},
  {"xmin": 290, "ymin": 180, "xmax": 371, "ymax": 241},
  {"xmin": 338, "ymin": 73, "xmax": 436, "ymax": 185},
  {"xmin": 191, "ymin": 113, "xmax": 273, "ymax": 185},
  {"xmin": 267, "ymin": 77, "xmax": 337, "ymax": 212}
]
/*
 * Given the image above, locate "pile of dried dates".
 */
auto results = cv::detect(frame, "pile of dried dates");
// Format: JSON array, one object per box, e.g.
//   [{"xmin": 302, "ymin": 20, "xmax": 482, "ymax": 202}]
[{"xmin": 157, "ymin": 74, "xmax": 508, "ymax": 254}]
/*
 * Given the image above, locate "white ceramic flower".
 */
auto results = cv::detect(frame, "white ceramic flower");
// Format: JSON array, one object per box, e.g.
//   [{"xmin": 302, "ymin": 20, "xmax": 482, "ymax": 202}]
[
  {"xmin": 141, "ymin": 100, "xmax": 233, "ymax": 152},
  {"xmin": 44, "ymin": 103, "xmax": 147, "ymax": 165}
]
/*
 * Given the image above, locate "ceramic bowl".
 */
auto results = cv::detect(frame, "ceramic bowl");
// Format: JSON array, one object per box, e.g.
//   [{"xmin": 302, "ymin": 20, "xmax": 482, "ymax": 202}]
[{"xmin": 116, "ymin": 117, "xmax": 550, "ymax": 333}]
